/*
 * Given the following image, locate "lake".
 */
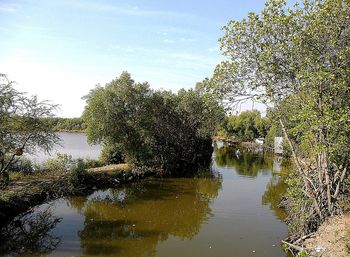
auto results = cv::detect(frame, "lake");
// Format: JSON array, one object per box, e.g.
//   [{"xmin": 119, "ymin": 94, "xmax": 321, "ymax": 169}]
[
  {"xmin": 1, "ymin": 135, "xmax": 290, "ymax": 257},
  {"xmin": 25, "ymin": 132, "xmax": 102, "ymax": 163}
]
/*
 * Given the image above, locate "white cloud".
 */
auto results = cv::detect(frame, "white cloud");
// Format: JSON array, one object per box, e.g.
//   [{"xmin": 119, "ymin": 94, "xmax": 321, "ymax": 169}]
[
  {"xmin": 60, "ymin": 0, "xmax": 203, "ymax": 22},
  {"xmin": 180, "ymin": 37, "xmax": 197, "ymax": 42},
  {"xmin": 163, "ymin": 39, "xmax": 175, "ymax": 44}
]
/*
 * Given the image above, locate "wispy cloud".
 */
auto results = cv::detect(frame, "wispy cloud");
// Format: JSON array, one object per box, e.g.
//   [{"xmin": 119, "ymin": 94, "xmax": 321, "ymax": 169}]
[
  {"xmin": 163, "ymin": 39, "xmax": 175, "ymax": 44},
  {"xmin": 180, "ymin": 37, "xmax": 197, "ymax": 42},
  {"xmin": 0, "ymin": 3, "xmax": 21, "ymax": 12},
  {"xmin": 61, "ymin": 0, "xmax": 201, "ymax": 21},
  {"xmin": 16, "ymin": 25, "xmax": 51, "ymax": 31}
]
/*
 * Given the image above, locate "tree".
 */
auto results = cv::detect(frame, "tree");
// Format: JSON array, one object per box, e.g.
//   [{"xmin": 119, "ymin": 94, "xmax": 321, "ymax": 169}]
[
  {"xmin": 0, "ymin": 74, "xmax": 60, "ymax": 186},
  {"xmin": 219, "ymin": 110, "xmax": 271, "ymax": 141},
  {"xmin": 83, "ymin": 72, "xmax": 224, "ymax": 173},
  {"xmin": 206, "ymin": 0, "xmax": 350, "ymax": 240}
]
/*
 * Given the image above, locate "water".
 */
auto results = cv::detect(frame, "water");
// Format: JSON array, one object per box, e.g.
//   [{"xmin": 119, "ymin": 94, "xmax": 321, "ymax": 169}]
[
  {"xmin": 1, "ymin": 141, "xmax": 290, "ymax": 257},
  {"xmin": 25, "ymin": 132, "xmax": 102, "ymax": 163}
]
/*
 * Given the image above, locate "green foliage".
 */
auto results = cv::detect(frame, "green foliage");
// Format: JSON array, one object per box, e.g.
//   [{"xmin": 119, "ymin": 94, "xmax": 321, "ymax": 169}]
[
  {"xmin": 284, "ymin": 170, "xmax": 313, "ymax": 238},
  {"xmin": 43, "ymin": 117, "xmax": 86, "ymax": 131},
  {"xmin": 43, "ymin": 154, "xmax": 76, "ymax": 174},
  {"xmin": 42, "ymin": 154, "xmax": 102, "ymax": 176},
  {"xmin": 68, "ymin": 159, "xmax": 94, "ymax": 191},
  {"xmin": 297, "ymin": 250, "xmax": 309, "ymax": 257},
  {"xmin": 83, "ymin": 72, "xmax": 224, "ymax": 173},
  {"xmin": 265, "ymin": 124, "xmax": 277, "ymax": 148},
  {"xmin": 8, "ymin": 158, "xmax": 33, "ymax": 174},
  {"xmin": 0, "ymin": 74, "xmax": 60, "ymax": 186},
  {"xmin": 99, "ymin": 143, "xmax": 124, "ymax": 165},
  {"xmin": 207, "ymin": 0, "xmax": 350, "ymax": 239},
  {"xmin": 219, "ymin": 110, "xmax": 271, "ymax": 142}
]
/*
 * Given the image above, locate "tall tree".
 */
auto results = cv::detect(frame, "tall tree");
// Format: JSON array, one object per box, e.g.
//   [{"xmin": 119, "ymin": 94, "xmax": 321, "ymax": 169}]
[{"xmin": 207, "ymin": 0, "xmax": 350, "ymax": 239}]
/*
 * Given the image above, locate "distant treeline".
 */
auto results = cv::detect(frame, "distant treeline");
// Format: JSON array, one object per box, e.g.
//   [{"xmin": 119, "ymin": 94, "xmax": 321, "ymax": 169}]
[
  {"xmin": 43, "ymin": 117, "xmax": 86, "ymax": 132},
  {"xmin": 217, "ymin": 110, "xmax": 275, "ymax": 145}
]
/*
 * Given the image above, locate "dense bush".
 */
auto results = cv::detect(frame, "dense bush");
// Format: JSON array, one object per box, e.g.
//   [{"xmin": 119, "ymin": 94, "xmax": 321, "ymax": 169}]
[
  {"xmin": 99, "ymin": 143, "xmax": 124, "ymax": 165},
  {"xmin": 8, "ymin": 158, "xmax": 34, "ymax": 174},
  {"xmin": 43, "ymin": 117, "xmax": 86, "ymax": 131},
  {"xmin": 68, "ymin": 159, "xmax": 94, "ymax": 191},
  {"xmin": 218, "ymin": 110, "xmax": 271, "ymax": 142},
  {"xmin": 83, "ymin": 72, "xmax": 224, "ymax": 174},
  {"xmin": 43, "ymin": 154, "xmax": 76, "ymax": 174}
]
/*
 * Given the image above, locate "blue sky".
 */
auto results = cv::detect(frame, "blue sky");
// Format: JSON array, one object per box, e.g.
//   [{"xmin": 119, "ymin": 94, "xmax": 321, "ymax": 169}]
[{"xmin": 0, "ymin": 0, "xmax": 267, "ymax": 117}]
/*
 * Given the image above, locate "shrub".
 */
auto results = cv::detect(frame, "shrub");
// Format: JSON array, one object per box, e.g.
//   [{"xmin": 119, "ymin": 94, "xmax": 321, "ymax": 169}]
[
  {"xmin": 68, "ymin": 160, "xmax": 93, "ymax": 191},
  {"xmin": 83, "ymin": 72, "xmax": 224, "ymax": 174},
  {"xmin": 99, "ymin": 143, "xmax": 124, "ymax": 165},
  {"xmin": 8, "ymin": 158, "xmax": 33, "ymax": 174},
  {"xmin": 43, "ymin": 154, "xmax": 76, "ymax": 175}
]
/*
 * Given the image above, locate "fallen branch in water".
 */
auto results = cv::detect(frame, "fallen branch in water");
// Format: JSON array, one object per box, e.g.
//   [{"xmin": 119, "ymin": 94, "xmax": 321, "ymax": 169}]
[
  {"xmin": 293, "ymin": 232, "xmax": 316, "ymax": 244},
  {"xmin": 282, "ymin": 240, "xmax": 308, "ymax": 254},
  {"xmin": 281, "ymin": 233, "xmax": 315, "ymax": 256}
]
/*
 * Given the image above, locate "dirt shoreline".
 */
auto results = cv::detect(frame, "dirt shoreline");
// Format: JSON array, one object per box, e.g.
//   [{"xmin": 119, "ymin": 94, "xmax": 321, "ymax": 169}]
[{"xmin": 303, "ymin": 215, "xmax": 350, "ymax": 257}]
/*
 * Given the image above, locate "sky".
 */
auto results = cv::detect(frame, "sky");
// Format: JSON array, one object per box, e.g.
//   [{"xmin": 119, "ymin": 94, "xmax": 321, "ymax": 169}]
[{"xmin": 0, "ymin": 0, "xmax": 267, "ymax": 117}]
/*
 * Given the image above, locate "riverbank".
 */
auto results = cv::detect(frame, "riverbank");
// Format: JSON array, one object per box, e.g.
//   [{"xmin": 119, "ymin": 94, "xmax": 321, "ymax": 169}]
[
  {"xmin": 0, "ymin": 164, "xmax": 156, "ymax": 229},
  {"xmin": 303, "ymin": 215, "xmax": 350, "ymax": 257}
]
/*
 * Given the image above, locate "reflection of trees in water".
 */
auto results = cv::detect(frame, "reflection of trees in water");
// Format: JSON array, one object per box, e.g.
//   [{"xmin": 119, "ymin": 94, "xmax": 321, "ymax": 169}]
[
  {"xmin": 0, "ymin": 208, "xmax": 61, "ymax": 256},
  {"xmin": 214, "ymin": 147, "xmax": 273, "ymax": 177},
  {"xmin": 67, "ymin": 195, "xmax": 87, "ymax": 214},
  {"xmin": 261, "ymin": 174, "xmax": 288, "ymax": 221},
  {"xmin": 75, "ymin": 172, "xmax": 222, "ymax": 257},
  {"xmin": 261, "ymin": 163, "xmax": 292, "ymax": 221},
  {"xmin": 215, "ymin": 146, "xmax": 291, "ymax": 222}
]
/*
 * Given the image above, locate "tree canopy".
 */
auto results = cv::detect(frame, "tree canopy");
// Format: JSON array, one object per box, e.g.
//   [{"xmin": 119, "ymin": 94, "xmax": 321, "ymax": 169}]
[
  {"xmin": 205, "ymin": 0, "xmax": 350, "ymax": 239},
  {"xmin": 83, "ymin": 72, "xmax": 224, "ymax": 173},
  {"xmin": 218, "ymin": 110, "xmax": 271, "ymax": 142}
]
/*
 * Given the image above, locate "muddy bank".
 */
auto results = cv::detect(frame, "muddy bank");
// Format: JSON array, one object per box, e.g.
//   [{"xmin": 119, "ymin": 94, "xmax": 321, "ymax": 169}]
[
  {"xmin": 0, "ymin": 167, "xmax": 156, "ymax": 229},
  {"xmin": 304, "ymin": 215, "xmax": 350, "ymax": 257}
]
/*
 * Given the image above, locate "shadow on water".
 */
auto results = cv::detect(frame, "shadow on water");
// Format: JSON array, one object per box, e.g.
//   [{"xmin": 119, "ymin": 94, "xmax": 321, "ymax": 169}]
[
  {"xmin": 0, "ymin": 207, "xmax": 62, "ymax": 256},
  {"xmin": 0, "ymin": 144, "xmax": 292, "ymax": 257},
  {"xmin": 68, "ymin": 169, "xmax": 222, "ymax": 257},
  {"xmin": 214, "ymin": 145, "xmax": 290, "ymax": 222}
]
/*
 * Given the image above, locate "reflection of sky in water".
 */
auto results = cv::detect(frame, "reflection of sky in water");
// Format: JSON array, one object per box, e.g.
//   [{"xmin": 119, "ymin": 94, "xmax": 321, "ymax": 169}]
[
  {"xmin": 24, "ymin": 132, "xmax": 102, "ymax": 163},
  {"xmin": 3, "ymin": 146, "xmax": 290, "ymax": 257}
]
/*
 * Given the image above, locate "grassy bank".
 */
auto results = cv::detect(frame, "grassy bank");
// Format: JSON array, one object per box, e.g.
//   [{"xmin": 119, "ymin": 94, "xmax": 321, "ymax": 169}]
[{"xmin": 0, "ymin": 164, "xmax": 156, "ymax": 228}]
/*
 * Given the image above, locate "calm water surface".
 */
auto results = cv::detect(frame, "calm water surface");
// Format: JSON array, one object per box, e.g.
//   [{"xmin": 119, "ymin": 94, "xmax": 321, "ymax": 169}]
[
  {"xmin": 1, "ymin": 141, "xmax": 290, "ymax": 257},
  {"xmin": 25, "ymin": 132, "xmax": 102, "ymax": 162}
]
